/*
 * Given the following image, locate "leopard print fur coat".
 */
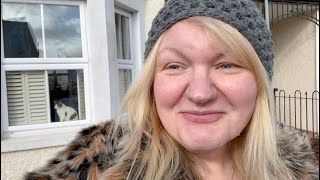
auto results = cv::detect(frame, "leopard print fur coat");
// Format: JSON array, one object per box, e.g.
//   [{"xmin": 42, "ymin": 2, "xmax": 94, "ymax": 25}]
[{"xmin": 25, "ymin": 121, "xmax": 319, "ymax": 180}]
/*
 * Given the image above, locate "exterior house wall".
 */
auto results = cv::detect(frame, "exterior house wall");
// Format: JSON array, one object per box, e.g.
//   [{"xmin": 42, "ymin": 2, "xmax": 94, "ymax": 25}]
[
  {"xmin": 144, "ymin": 0, "xmax": 164, "ymax": 39},
  {"xmin": 1, "ymin": 147, "xmax": 64, "ymax": 179},
  {"xmin": 271, "ymin": 18, "xmax": 317, "ymax": 94}
]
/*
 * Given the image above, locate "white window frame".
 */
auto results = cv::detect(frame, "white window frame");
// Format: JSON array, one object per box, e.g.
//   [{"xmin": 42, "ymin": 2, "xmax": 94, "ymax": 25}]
[
  {"xmin": 1, "ymin": 1, "xmax": 88, "ymax": 64},
  {"xmin": 115, "ymin": 8, "xmax": 136, "ymax": 105},
  {"xmin": 101, "ymin": 0, "xmax": 145, "ymax": 117},
  {"xmin": 2, "ymin": 65, "xmax": 91, "ymax": 132},
  {"xmin": 115, "ymin": 9, "xmax": 134, "ymax": 63},
  {"xmin": 1, "ymin": 0, "xmax": 91, "ymax": 152},
  {"xmin": 117, "ymin": 65, "xmax": 136, "ymax": 103},
  {"xmin": 1, "ymin": 0, "xmax": 145, "ymax": 152}
]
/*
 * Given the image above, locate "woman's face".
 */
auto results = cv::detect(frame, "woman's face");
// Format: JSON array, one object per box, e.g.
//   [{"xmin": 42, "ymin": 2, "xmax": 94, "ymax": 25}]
[{"xmin": 153, "ymin": 20, "xmax": 258, "ymax": 155}]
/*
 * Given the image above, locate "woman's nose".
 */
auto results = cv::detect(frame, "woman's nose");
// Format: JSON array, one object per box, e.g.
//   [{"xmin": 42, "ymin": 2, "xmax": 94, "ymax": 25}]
[{"xmin": 185, "ymin": 72, "xmax": 217, "ymax": 105}]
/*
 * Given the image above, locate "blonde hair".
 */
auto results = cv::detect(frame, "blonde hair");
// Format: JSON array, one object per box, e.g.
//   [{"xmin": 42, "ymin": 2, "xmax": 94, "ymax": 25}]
[{"xmin": 101, "ymin": 16, "xmax": 295, "ymax": 180}]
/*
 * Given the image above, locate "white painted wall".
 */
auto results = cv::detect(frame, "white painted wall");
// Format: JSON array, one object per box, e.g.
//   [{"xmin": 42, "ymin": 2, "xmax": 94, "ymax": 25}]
[
  {"xmin": 144, "ymin": 0, "xmax": 164, "ymax": 38},
  {"xmin": 272, "ymin": 18, "xmax": 317, "ymax": 94}
]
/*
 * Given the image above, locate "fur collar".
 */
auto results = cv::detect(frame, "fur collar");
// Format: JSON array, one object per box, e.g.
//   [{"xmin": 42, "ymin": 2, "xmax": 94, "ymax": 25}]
[
  {"xmin": 276, "ymin": 123, "xmax": 319, "ymax": 179},
  {"xmin": 25, "ymin": 121, "xmax": 319, "ymax": 180}
]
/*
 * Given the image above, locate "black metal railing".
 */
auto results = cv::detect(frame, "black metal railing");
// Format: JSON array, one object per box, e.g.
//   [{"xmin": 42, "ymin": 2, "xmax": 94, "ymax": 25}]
[
  {"xmin": 254, "ymin": 0, "xmax": 319, "ymax": 27},
  {"xmin": 273, "ymin": 88, "xmax": 319, "ymax": 138}
]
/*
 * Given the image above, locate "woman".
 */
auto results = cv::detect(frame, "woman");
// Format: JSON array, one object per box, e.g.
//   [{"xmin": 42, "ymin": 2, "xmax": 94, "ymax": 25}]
[{"xmin": 25, "ymin": 0, "xmax": 318, "ymax": 179}]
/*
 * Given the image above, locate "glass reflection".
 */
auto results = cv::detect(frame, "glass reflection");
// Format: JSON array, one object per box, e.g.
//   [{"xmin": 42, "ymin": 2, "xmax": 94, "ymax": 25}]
[
  {"xmin": 48, "ymin": 70, "xmax": 85, "ymax": 122},
  {"xmin": 44, "ymin": 5, "xmax": 82, "ymax": 58},
  {"xmin": 118, "ymin": 69, "xmax": 132, "ymax": 101},
  {"xmin": 115, "ymin": 13, "xmax": 131, "ymax": 59},
  {"xmin": 2, "ymin": 3, "xmax": 43, "ymax": 58},
  {"xmin": 1, "ymin": 3, "xmax": 82, "ymax": 58}
]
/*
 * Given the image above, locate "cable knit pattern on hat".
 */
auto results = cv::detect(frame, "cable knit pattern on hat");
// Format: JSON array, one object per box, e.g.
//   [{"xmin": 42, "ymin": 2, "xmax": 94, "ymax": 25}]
[{"xmin": 145, "ymin": 0, "xmax": 274, "ymax": 79}]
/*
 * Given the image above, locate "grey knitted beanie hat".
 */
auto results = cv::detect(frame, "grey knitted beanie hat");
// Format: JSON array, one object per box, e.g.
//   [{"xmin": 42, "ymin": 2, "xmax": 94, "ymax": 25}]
[{"xmin": 145, "ymin": 0, "xmax": 274, "ymax": 79}]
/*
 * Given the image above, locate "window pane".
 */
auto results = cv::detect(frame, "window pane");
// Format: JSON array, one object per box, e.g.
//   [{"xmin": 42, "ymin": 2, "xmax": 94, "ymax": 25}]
[
  {"xmin": 118, "ymin": 69, "xmax": 132, "ymax": 101},
  {"xmin": 115, "ymin": 13, "xmax": 131, "ymax": 59},
  {"xmin": 43, "ymin": 5, "xmax": 82, "ymax": 58},
  {"xmin": 1, "ymin": 3, "xmax": 83, "ymax": 59},
  {"xmin": 6, "ymin": 70, "xmax": 86, "ymax": 126},
  {"xmin": 2, "ymin": 3, "xmax": 43, "ymax": 58},
  {"xmin": 48, "ymin": 70, "xmax": 85, "ymax": 122}
]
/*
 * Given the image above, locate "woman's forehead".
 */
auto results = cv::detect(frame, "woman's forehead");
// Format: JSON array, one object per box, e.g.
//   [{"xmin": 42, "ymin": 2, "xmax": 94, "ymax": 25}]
[
  {"xmin": 158, "ymin": 20, "xmax": 215, "ymax": 49},
  {"xmin": 157, "ymin": 20, "xmax": 227, "ymax": 59}
]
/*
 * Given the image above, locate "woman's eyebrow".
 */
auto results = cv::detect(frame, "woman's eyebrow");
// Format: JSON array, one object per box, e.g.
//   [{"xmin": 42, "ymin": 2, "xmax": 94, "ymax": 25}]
[
  {"xmin": 157, "ymin": 46, "xmax": 226, "ymax": 63},
  {"xmin": 157, "ymin": 47, "xmax": 187, "ymax": 59}
]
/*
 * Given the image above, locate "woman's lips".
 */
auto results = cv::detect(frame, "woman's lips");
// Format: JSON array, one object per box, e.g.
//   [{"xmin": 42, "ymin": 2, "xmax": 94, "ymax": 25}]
[{"xmin": 180, "ymin": 111, "xmax": 224, "ymax": 123}]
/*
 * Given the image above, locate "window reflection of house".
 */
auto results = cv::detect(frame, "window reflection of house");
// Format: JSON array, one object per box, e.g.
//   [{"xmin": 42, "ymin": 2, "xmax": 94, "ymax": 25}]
[{"xmin": 2, "ymin": 20, "xmax": 39, "ymax": 58}]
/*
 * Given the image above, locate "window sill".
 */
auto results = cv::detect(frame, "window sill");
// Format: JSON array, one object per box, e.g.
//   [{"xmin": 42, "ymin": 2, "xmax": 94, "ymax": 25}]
[{"xmin": 1, "ymin": 125, "xmax": 87, "ymax": 152}]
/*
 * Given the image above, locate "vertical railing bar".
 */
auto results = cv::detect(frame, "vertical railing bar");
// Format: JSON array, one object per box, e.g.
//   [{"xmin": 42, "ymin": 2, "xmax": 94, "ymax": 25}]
[
  {"xmin": 279, "ymin": 90, "xmax": 281, "ymax": 122},
  {"xmin": 312, "ymin": 91, "xmax": 319, "ymax": 138},
  {"xmin": 317, "ymin": 91, "xmax": 319, "ymax": 135},
  {"xmin": 283, "ymin": 90, "xmax": 286, "ymax": 124},
  {"xmin": 286, "ymin": 2, "xmax": 289, "ymax": 20},
  {"xmin": 273, "ymin": 88, "xmax": 278, "ymax": 121},
  {"xmin": 295, "ymin": 90, "xmax": 303, "ymax": 131},
  {"xmin": 307, "ymin": 4, "xmax": 310, "ymax": 22},
  {"xmin": 281, "ymin": 2, "xmax": 284, "ymax": 22},
  {"xmin": 291, "ymin": 3, "xmax": 294, "ymax": 18},
  {"xmin": 302, "ymin": 3, "xmax": 304, "ymax": 20},
  {"xmin": 316, "ymin": 91, "xmax": 318, "ymax": 135},
  {"xmin": 308, "ymin": 4, "xmax": 311, "ymax": 21},
  {"xmin": 277, "ymin": 2, "xmax": 279, "ymax": 23},
  {"xmin": 294, "ymin": 90, "xmax": 297, "ymax": 129},
  {"xmin": 296, "ymin": 2, "xmax": 299, "ymax": 18},
  {"xmin": 310, "ymin": 4, "xmax": 315, "ymax": 22},
  {"xmin": 280, "ymin": 90, "xmax": 285, "ymax": 123},
  {"xmin": 299, "ymin": 91, "xmax": 302, "ymax": 132},
  {"xmin": 272, "ymin": 2, "xmax": 274, "ymax": 26},
  {"xmin": 305, "ymin": 92, "xmax": 308, "ymax": 134},
  {"xmin": 289, "ymin": 95, "xmax": 291, "ymax": 127},
  {"xmin": 312, "ymin": 91, "xmax": 315, "ymax": 138}
]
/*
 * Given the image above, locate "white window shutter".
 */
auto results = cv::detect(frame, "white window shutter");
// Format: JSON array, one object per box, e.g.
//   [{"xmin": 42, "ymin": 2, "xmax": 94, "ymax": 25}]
[
  {"xmin": 26, "ymin": 71, "xmax": 48, "ymax": 124},
  {"xmin": 6, "ymin": 71, "xmax": 48, "ymax": 126},
  {"xmin": 6, "ymin": 71, "xmax": 27, "ymax": 126},
  {"xmin": 77, "ymin": 70, "xmax": 86, "ymax": 120}
]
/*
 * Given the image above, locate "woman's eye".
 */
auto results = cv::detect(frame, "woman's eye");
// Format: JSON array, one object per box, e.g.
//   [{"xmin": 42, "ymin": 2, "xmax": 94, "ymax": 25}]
[
  {"xmin": 218, "ymin": 63, "xmax": 236, "ymax": 69},
  {"xmin": 166, "ymin": 64, "xmax": 181, "ymax": 70}
]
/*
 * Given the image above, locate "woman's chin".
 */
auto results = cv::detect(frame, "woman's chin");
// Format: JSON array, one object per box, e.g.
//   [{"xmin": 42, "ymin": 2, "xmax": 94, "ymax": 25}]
[{"xmin": 180, "ymin": 139, "xmax": 228, "ymax": 154}]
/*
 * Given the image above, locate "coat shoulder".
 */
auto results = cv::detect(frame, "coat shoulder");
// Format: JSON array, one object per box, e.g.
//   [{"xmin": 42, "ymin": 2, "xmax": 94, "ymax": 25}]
[
  {"xmin": 24, "ymin": 120, "xmax": 118, "ymax": 180},
  {"xmin": 276, "ymin": 123, "xmax": 319, "ymax": 179}
]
